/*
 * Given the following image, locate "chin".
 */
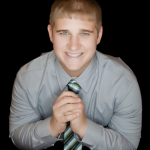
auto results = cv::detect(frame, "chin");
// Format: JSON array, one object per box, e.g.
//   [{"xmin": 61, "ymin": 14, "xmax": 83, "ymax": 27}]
[
  {"xmin": 66, "ymin": 65, "xmax": 81, "ymax": 71},
  {"xmin": 67, "ymin": 68, "xmax": 80, "ymax": 72}
]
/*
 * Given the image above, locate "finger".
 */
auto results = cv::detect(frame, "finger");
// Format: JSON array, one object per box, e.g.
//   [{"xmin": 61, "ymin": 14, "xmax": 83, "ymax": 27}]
[
  {"xmin": 64, "ymin": 112, "xmax": 73, "ymax": 115},
  {"xmin": 57, "ymin": 96, "xmax": 81, "ymax": 108},
  {"xmin": 64, "ymin": 108, "xmax": 80, "ymax": 115},
  {"xmin": 60, "ymin": 103, "xmax": 81, "ymax": 114},
  {"xmin": 56, "ymin": 91, "xmax": 78, "ymax": 102},
  {"xmin": 62, "ymin": 113, "xmax": 79, "ymax": 123}
]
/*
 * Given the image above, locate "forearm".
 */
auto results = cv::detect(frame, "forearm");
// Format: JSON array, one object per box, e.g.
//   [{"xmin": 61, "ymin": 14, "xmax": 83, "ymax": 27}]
[
  {"xmin": 9, "ymin": 117, "xmax": 63, "ymax": 150},
  {"xmin": 76, "ymin": 78, "xmax": 142, "ymax": 150},
  {"xmin": 49, "ymin": 116, "xmax": 62, "ymax": 138},
  {"xmin": 9, "ymin": 74, "xmax": 63, "ymax": 149},
  {"xmin": 75, "ymin": 118, "xmax": 135, "ymax": 150}
]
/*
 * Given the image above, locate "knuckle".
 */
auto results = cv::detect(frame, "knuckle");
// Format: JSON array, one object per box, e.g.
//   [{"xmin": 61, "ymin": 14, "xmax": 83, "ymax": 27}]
[
  {"xmin": 64, "ymin": 104, "xmax": 69, "ymax": 110},
  {"xmin": 61, "ymin": 96, "xmax": 66, "ymax": 101},
  {"xmin": 63, "ymin": 91, "xmax": 68, "ymax": 94},
  {"xmin": 64, "ymin": 96, "xmax": 69, "ymax": 101},
  {"xmin": 74, "ymin": 113, "xmax": 77, "ymax": 117},
  {"xmin": 64, "ymin": 116, "xmax": 67, "ymax": 122},
  {"xmin": 65, "ymin": 96, "xmax": 70, "ymax": 102},
  {"xmin": 78, "ymin": 102, "xmax": 81, "ymax": 106},
  {"xmin": 77, "ymin": 97, "xmax": 79, "ymax": 100},
  {"xmin": 78, "ymin": 102, "xmax": 83, "ymax": 107},
  {"xmin": 76, "ymin": 103, "xmax": 80, "ymax": 107},
  {"xmin": 52, "ymin": 105, "xmax": 55, "ymax": 110}
]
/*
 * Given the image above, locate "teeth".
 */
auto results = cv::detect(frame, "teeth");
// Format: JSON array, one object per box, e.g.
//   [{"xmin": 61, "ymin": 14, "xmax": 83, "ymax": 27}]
[{"xmin": 67, "ymin": 53, "xmax": 82, "ymax": 57}]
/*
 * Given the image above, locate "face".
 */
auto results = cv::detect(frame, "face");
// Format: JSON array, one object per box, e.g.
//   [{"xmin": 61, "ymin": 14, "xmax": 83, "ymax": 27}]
[{"xmin": 48, "ymin": 18, "xmax": 103, "ymax": 77}]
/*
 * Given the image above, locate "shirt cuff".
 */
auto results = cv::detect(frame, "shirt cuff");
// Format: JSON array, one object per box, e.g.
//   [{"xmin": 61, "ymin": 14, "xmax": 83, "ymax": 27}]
[
  {"xmin": 74, "ymin": 118, "xmax": 103, "ymax": 148},
  {"xmin": 35, "ymin": 117, "xmax": 63, "ymax": 147}
]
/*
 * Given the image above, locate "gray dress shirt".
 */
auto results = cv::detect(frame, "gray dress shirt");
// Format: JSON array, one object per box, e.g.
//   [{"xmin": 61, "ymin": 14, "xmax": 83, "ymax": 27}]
[{"xmin": 9, "ymin": 50, "xmax": 142, "ymax": 150}]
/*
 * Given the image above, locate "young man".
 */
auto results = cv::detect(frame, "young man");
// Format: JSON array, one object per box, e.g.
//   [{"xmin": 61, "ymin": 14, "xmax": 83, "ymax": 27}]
[{"xmin": 9, "ymin": 0, "xmax": 142, "ymax": 150}]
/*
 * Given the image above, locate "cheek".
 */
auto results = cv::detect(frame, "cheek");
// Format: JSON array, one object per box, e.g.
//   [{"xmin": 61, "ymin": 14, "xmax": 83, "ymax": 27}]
[
  {"xmin": 82, "ymin": 38, "xmax": 97, "ymax": 50},
  {"xmin": 53, "ymin": 37, "xmax": 67, "ymax": 49}
]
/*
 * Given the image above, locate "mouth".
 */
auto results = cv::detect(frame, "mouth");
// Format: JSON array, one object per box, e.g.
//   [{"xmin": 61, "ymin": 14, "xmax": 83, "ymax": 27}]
[{"xmin": 66, "ymin": 52, "xmax": 83, "ymax": 58}]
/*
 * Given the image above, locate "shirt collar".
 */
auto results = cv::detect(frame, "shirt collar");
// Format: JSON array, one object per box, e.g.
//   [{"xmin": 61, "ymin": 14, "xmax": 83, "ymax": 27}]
[{"xmin": 55, "ymin": 52, "xmax": 97, "ymax": 93}]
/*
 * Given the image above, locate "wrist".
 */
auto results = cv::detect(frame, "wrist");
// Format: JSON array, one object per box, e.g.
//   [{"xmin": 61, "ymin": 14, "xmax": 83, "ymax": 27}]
[
  {"xmin": 78, "ymin": 118, "xmax": 87, "ymax": 139},
  {"xmin": 50, "ymin": 117, "xmax": 60, "ymax": 138}
]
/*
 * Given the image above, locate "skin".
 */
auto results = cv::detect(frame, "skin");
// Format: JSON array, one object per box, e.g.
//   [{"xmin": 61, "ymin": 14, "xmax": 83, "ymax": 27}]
[{"xmin": 47, "ymin": 18, "xmax": 103, "ymax": 139}]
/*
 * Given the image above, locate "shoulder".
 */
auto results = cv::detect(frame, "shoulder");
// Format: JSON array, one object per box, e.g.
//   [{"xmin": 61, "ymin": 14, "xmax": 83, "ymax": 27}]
[
  {"xmin": 17, "ymin": 51, "xmax": 55, "ymax": 74},
  {"xmin": 16, "ymin": 50, "xmax": 56, "ymax": 86},
  {"xmin": 95, "ymin": 50, "xmax": 136, "ymax": 83},
  {"xmin": 95, "ymin": 51, "xmax": 141, "ymax": 111}
]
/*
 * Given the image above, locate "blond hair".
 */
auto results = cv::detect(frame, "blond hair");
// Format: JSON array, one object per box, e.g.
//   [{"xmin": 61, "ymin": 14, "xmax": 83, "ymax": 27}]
[{"xmin": 49, "ymin": 0, "xmax": 102, "ymax": 38}]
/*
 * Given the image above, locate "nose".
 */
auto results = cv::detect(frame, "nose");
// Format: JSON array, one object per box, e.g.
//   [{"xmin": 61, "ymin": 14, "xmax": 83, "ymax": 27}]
[{"xmin": 67, "ymin": 35, "xmax": 81, "ymax": 51}]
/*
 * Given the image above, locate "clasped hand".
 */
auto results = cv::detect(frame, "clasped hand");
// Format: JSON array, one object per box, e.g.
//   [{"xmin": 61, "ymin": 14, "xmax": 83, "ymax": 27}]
[{"xmin": 50, "ymin": 91, "xmax": 87, "ymax": 139}]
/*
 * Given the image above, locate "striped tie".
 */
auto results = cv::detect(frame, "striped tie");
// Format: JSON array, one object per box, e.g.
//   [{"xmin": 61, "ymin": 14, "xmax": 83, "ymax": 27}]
[{"xmin": 64, "ymin": 79, "xmax": 82, "ymax": 150}]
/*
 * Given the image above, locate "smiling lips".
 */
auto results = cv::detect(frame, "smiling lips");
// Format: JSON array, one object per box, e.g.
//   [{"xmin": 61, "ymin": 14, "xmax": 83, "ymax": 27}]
[{"xmin": 66, "ymin": 53, "xmax": 83, "ymax": 57}]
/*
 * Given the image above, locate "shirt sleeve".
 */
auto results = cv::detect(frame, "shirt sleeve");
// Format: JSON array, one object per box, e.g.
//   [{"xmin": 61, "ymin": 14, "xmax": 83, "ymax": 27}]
[
  {"xmin": 9, "ymin": 74, "xmax": 63, "ymax": 150},
  {"xmin": 75, "ymin": 79, "xmax": 142, "ymax": 150}
]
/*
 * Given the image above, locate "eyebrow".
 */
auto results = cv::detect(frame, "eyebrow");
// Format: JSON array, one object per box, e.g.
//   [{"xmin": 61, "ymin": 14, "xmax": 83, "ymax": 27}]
[{"xmin": 56, "ymin": 29, "xmax": 94, "ymax": 33}]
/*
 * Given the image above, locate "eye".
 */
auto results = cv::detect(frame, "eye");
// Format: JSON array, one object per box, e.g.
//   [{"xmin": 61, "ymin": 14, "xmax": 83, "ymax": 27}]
[
  {"xmin": 81, "ymin": 33, "xmax": 89, "ymax": 36},
  {"xmin": 61, "ymin": 32, "xmax": 68, "ymax": 35}
]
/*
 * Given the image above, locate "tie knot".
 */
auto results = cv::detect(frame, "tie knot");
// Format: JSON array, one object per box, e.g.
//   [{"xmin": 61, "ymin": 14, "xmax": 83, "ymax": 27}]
[{"xmin": 68, "ymin": 79, "xmax": 81, "ymax": 94}]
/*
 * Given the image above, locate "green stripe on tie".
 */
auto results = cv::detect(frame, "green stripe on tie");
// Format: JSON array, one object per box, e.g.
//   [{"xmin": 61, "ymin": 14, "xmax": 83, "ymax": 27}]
[{"xmin": 64, "ymin": 79, "xmax": 82, "ymax": 150}]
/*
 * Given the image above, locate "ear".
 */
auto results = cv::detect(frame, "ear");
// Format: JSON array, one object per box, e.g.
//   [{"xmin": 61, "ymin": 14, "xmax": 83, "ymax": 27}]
[
  {"xmin": 97, "ymin": 26, "xmax": 103, "ymax": 45},
  {"xmin": 47, "ymin": 24, "xmax": 53, "ymax": 43}
]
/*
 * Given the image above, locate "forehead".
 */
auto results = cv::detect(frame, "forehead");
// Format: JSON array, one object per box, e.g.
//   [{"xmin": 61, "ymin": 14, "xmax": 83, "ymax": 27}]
[{"xmin": 54, "ymin": 18, "xmax": 96, "ymax": 30}]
